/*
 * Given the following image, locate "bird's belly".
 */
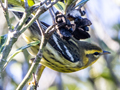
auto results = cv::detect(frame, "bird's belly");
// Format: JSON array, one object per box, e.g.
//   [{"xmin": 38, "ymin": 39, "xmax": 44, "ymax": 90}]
[{"xmin": 39, "ymin": 43, "xmax": 84, "ymax": 73}]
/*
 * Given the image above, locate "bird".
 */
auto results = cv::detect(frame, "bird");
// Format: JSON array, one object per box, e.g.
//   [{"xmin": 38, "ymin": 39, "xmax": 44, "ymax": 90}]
[
  {"xmin": 21, "ymin": 15, "xmax": 110, "ymax": 73},
  {"xmin": 9, "ymin": 5, "xmax": 110, "ymax": 73}
]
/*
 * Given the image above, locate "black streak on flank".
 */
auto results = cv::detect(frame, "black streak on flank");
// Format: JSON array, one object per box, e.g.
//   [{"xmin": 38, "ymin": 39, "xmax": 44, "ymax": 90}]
[
  {"xmin": 43, "ymin": 56, "xmax": 64, "ymax": 68},
  {"xmin": 45, "ymin": 49, "xmax": 54, "ymax": 56}
]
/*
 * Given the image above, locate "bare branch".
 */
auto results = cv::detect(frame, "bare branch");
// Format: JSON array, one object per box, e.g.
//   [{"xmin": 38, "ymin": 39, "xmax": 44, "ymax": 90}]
[
  {"xmin": 27, "ymin": 64, "xmax": 45, "ymax": 90},
  {"xmin": 40, "ymin": 0, "xmax": 47, "ymax": 5},
  {"xmin": 36, "ymin": 19, "xmax": 45, "ymax": 37},
  {"xmin": 47, "ymin": 0, "xmax": 59, "ymax": 9},
  {"xmin": 24, "ymin": 0, "xmax": 29, "ymax": 12},
  {"xmin": 0, "ymin": 0, "xmax": 5, "ymax": 10},
  {"xmin": 0, "ymin": 0, "xmax": 12, "ymax": 30},
  {"xmin": 0, "ymin": 0, "xmax": 58, "ymax": 89},
  {"xmin": 45, "ymin": 0, "xmax": 56, "ymax": 24},
  {"xmin": 20, "ymin": 0, "xmax": 58, "ymax": 34}
]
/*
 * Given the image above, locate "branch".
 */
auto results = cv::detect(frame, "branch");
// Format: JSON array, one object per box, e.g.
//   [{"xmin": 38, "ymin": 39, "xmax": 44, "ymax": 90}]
[
  {"xmin": 20, "ymin": 6, "xmax": 46, "ymax": 34},
  {"xmin": 20, "ymin": 0, "xmax": 59, "ymax": 34},
  {"xmin": 36, "ymin": 19, "xmax": 44, "ymax": 37},
  {"xmin": 24, "ymin": 0, "xmax": 29, "ymax": 12},
  {"xmin": 0, "ymin": 9, "xmax": 30, "ymax": 65},
  {"xmin": 0, "ymin": 0, "xmax": 58, "ymax": 89},
  {"xmin": 47, "ymin": 0, "xmax": 59, "ymax": 9},
  {"xmin": 45, "ymin": 0, "xmax": 55, "ymax": 24},
  {"xmin": 35, "ymin": 65, "xmax": 45, "ymax": 83},
  {"xmin": 2, "ymin": 40, "xmax": 40, "ymax": 71},
  {"xmin": 40, "ymin": 0, "xmax": 47, "ymax": 5},
  {"xmin": 16, "ymin": 24, "xmax": 57, "ymax": 90},
  {"xmin": 27, "ymin": 64, "xmax": 45, "ymax": 90},
  {"xmin": 26, "ymin": 20, "xmax": 57, "ymax": 90},
  {"xmin": 0, "ymin": 2, "xmax": 47, "ymax": 66},
  {"xmin": 0, "ymin": 0, "xmax": 12, "ymax": 30},
  {"xmin": 0, "ymin": 2, "xmax": 35, "ymax": 65}
]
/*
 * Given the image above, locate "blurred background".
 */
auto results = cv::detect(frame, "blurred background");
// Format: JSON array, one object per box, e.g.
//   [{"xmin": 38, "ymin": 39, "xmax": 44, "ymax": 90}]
[{"xmin": 0, "ymin": 0, "xmax": 120, "ymax": 90}]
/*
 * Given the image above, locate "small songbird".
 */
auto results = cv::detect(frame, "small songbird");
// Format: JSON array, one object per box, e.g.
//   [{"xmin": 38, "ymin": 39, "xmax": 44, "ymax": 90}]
[
  {"xmin": 10, "ymin": 5, "xmax": 110, "ymax": 73},
  {"xmin": 22, "ymin": 18, "xmax": 110, "ymax": 73}
]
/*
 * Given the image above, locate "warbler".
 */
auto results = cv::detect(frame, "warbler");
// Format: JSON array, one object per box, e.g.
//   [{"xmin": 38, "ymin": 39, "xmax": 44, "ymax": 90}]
[
  {"xmin": 21, "ymin": 17, "xmax": 110, "ymax": 73},
  {"xmin": 11, "ymin": 7, "xmax": 110, "ymax": 73}
]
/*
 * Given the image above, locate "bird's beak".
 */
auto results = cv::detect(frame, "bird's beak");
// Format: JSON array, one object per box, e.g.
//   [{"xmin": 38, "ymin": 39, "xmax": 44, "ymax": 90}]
[{"xmin": 102, "ymin": 51, "xmax": 111, "ymax": 55}]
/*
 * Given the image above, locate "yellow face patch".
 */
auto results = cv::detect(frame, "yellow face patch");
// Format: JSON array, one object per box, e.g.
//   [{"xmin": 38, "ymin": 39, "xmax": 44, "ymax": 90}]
[{"xmin": 84, "ymin": 50, "xmax": 102, "ymax": 55}]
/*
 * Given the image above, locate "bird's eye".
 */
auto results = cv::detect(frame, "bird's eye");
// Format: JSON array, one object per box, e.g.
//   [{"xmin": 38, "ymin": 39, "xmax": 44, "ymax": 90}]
[
  {"xmin": 93, "ymin": 52, "xmax": 100, "ymax": 58},
  {"xmin": 94, "ymin": 52, "xmax": 100, "ymax": 55}
]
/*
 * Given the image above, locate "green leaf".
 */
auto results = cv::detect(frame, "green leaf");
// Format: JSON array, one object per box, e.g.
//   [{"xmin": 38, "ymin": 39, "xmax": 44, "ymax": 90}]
[
  {"xmin": 54, "ymin": 1, "xmax": 66, "ymax": 13},
  {"xmin": 64, "ymin": 0, "xmax": 77, "ymax": 6},
  {"xmin": 0, "ymin": 34, "xmax": 8, "ymax": 52},
  {"xmin": 8, "ymin": 6, "xmax": 25, "ymax": 12},
  {"xmin": 74, "ymin": 0, "xmax": 89, "ymax": 8},
  {"xmin": 17, "ymin": 40, "xmax": 40, "ymax": 51},
  {"xmin": 7, "ymin": 0, "xmax": 23, "ymax": 6},
  {"xmin": 64, "ymin": 0, "xmax": 77, "ymax": 14},
  {"xmin": 7, "ymin": 0, "xmax": 35, "ymax": 7},
  {"xmin": 21, "ymin": 0, "xmax": 35, "ymax": 7},
  {"xmin": 3, "ymin": 40, "xmax": 40, "ymax": 71}
]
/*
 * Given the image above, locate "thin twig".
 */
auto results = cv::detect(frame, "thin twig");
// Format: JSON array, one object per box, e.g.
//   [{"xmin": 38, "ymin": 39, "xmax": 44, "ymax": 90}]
[
  {"xmin": 40, "ymin": 0, "xmax": 47, "ymax": 6},
  {"xmin": 20, "ymin": 0, "xmax": 59, "ymax": 34},
  {"xmin": 50, "ymin": 7, "xmax": 56, "ymax": 22},
  {"xmin": 35, "ymin": 64, "xmax": 45, "ymax": 83},
  {"xmin": 27, "ymin": 64, "xmax": 45, "ymax": 90},
  {"xmin": 49, "ymin": 8, "xmax": 55, "ymax": 23},
  {"xmin": 0, "ymin": 0, "xmax": 58, "ymax": 67},
  {"xmin": 0, "ymin": 0, "xmax": 58, "ymax": 89},
  {"xmin": 45, "ymin": 0, "xmax": 55, "ymax": 24},
  {"xmin": 36, "ymin": 19, "xmax": 44, "ymax": 37},
  {"xmin": 0, "ymin": 0, "xmax": 12, "ymax": 30},
  {"xmin": 0, "ymin": 4, "xmax": 36, "ymax": 66},
  {"xmin": 26, "ymin": 22, "xmax": 57, "ymax": 90},
  {"xmin": 16, "ymin": 24, "xmax": 57, "ymax": 90},
  {"xmin": 32, "ymin": 72, "xmax": 37, "ymax": 89},
  {"xmin": 0, "ymin": 3, "xmax": 39, "ymax": 65},
  {"xmin": 24, "ymin": 0, "xmax": 29, "ymax": 12},
  {"xmin": 16, "ymin": 12, "xmax": 28, "ymax": 31},
  {"xmin": 45, "ymin": 23, "xmax": 57, "ymax": 33},
  {"xmin": 16, "ymin": 35, "xmax": 45, "ymax": 90},
  {"xmin": 0, "ymin": 0, "xmax": 5, "ymax": 10},
  {"xmin": 20, "ymin": 6, "xmax": 47, "ymax": 34},
  {"xmin": 0, "ymin": 9, "xmax": 29, "ymax": 65},
  {"xmin": 0, "ymin": 31, "xmax": 18, "ymax": 64},
  {"xmin": 47, "ymin": 0, "xmax": 59, "ymax": 9}
]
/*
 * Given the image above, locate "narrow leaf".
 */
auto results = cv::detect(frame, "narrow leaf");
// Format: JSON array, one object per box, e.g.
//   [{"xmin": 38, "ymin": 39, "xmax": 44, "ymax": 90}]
[
  {"xmin": 54, "ymin": 1, "xmax": 65, "ymax": 13},
  {"xmin": 21, "ymin": 0, "xmax": 35, "ymax": 7},
  {"xmin": 8, "ymin": 7, "xmax": 25, "ymax": 12},
  {"xmin": 74, "ymin": 0, "xmax": 89, "ymax": 8},
  {"xmin": 7, "ymin": 0, "xmax": 22, "ymax": 6},
  {"xmin": 3, "ymin": 40, "xmax": 40, "ymax": 71}
]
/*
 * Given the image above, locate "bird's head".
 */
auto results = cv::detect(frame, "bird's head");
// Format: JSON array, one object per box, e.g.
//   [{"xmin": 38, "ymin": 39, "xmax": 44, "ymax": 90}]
[{"xmin": 79, "ymin": 41, "xmax": 110, "ymax": 67}]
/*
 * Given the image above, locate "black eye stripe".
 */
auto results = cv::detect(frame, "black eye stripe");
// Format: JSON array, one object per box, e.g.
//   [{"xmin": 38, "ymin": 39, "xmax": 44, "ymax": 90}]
[{"xmin": 94, "ymin": 52, "xmax": 100, "ymax": 55}]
